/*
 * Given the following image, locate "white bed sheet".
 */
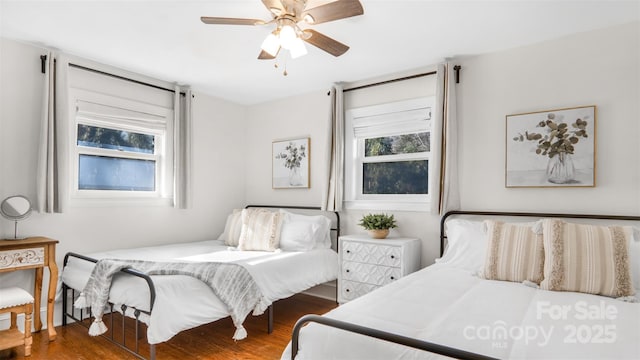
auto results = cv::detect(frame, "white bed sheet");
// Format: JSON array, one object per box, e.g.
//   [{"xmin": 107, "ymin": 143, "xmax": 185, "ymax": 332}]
[
  {"xmin": 282, "ymin": 264, "xmax": 640, "ymax": 359},
  {"xmin": 62, "ymin": 240, "xmax": 338, "ymax": 344}
]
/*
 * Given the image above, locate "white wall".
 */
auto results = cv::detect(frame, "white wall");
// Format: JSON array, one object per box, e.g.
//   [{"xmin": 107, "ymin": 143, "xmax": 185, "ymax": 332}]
[
  {"xmin": 245, "ymin": 21, "xmax": 640, "ymax": 267},
  {"xmin": 245, "ymin": 90, "xmax": 331, "ymax": 206},
  {"xmin": 0, "ymin": 38, "xmax": 247, "ymax": 324},
  {"xmin": 458, "ymin": 21, "xmax": 640, "ymax": 214}
]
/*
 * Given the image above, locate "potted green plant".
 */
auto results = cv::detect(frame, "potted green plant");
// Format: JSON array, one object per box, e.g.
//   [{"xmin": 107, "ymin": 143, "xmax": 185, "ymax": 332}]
[{"xmin": 358, "ymin": 213, "xmax": 397, "ymax": 239}]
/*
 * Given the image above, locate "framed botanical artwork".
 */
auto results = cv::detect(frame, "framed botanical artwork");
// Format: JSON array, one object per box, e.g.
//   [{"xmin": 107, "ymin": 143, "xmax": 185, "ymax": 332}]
[
  {"xmin": 272, "ymin": 137, "xmax": 310, "ymax": 189},
  {"xmin": 505, "ymin": 105, "xmax": 596, "ymax": 188}
]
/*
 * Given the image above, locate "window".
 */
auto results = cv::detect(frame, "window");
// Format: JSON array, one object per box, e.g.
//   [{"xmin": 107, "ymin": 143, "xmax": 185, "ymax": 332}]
[
  {"xmin": 69, "ymin": 88, "xmax": 174, "ymax": 203},
  {"xmin": 345, "ymin": 97, "xmax": 435, "ymax": 211}
]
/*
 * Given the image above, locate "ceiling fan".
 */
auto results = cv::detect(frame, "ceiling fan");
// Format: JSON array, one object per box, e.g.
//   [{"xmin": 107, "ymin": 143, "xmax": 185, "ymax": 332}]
[{"xmin": 201, "ymin": 0, "xmax": 364, "ymax": 60}]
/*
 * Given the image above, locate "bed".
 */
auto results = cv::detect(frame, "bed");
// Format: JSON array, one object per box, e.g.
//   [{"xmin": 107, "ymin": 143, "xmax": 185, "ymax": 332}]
[
  {"xmin": 282, "ymin": 210, "xmax": 640, "ymax": 360},
  {"xmin": 61, "ymin": 205, "xmax": 340, "ymax": 360}
]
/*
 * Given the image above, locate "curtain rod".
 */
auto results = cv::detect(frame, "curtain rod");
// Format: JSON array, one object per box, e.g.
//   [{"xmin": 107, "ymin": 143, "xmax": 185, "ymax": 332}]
[
  {"xmin": 67, "ymin": 61, "xmax": 186, "ymax": 96},
  {"xmin": 343, "ymin": 71, "xmax": 437, "ymax": 93}
]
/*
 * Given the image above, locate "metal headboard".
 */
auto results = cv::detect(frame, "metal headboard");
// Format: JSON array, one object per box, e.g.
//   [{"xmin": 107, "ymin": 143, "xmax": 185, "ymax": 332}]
[{"xmin": 440, "ymin": 210, "xmax": 640, "ymax": 257}]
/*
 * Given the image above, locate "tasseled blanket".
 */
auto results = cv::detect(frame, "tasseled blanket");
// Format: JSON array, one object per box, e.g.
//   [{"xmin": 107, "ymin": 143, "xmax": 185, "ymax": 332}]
[{"xmin": 74, "ymin": 258, "xmax": 269, "ymax": 340}]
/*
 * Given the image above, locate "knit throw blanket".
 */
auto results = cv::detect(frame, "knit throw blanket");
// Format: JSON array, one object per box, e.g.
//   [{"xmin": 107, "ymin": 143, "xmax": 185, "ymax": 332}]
[{"xmin": 74, "ymin": 258, "xmax": 269, "ymax": 340}]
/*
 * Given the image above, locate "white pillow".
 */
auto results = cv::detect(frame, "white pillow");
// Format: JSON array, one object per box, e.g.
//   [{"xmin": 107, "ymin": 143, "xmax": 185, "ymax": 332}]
[
  {"xmin": 218, "ymin": 209, "xmax": 243, "ymax": 247},
  {"xmin": 280, "ymin": 210, "xmax": 332, "ymax": 249},
  {"xmin": 279, "ymin": 218, "xmax": 320, "ymax": 251},
  {"xmin": 436, "ymin": 219, "xmax": 487, "ymax": 272}
]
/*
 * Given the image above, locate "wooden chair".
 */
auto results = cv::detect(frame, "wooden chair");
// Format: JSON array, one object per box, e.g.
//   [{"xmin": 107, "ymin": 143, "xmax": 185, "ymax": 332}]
[{"xmin": 0, "ymin": 287, "xmax": 34, "ymax": 356}]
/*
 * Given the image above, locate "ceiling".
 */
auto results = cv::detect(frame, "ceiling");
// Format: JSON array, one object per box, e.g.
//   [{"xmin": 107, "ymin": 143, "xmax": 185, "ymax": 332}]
[{"xmin": 1, "ymin": 1, "xmax": 638, "ymax": 105}]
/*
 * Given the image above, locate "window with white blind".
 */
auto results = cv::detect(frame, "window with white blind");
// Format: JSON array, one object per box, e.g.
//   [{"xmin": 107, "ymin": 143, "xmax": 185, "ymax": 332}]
[
  {"xmin": 67, "ymin": 65, "xmax": 175, "ymax": 204},
  {"xmin": 345, "ymin": 97, "xmax": 435, "ymax": 211}
]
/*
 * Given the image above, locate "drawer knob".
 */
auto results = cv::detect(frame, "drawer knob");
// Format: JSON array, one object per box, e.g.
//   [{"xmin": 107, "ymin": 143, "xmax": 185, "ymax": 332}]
[
  {"xmin": 346, "ymin": 269, "xmax": 350, "ymax": 273},
  {"xmin": 390, "ymin": 255, "xmax": 395, "ymax": 259},
  {"xmin": 346, "ymin": 250, "xmax": 351, "ymax": 253},
  {"xmin": 346, "ymin": 289, "xmax": 350, "ymax": 292},
  {"xmin": 391, "ymin": 276, "xmax": 395, "ymax": 280}
]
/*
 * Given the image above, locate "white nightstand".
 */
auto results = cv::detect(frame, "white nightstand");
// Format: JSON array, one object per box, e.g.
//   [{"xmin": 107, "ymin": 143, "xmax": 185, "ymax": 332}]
[{"xmin": 338, "ymin": 235, "xmax": 421, "ymax": 303}]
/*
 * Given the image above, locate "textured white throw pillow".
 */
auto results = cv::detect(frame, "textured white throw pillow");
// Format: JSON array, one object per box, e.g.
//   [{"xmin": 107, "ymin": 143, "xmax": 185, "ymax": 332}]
[
  {"xmin": 218, "ymin": 209, "xmax": 243, "ymax": 247},
  {"xmin": 238, "ymin": 208, "xmax": 283, "ymax": 251},
  {"xmin": 483, "ymin": 220, "xmax": 545, "ymax": 284},
  {"xmin": 541, "ymin": 219, "xmax": 635, "ymax": 298}
]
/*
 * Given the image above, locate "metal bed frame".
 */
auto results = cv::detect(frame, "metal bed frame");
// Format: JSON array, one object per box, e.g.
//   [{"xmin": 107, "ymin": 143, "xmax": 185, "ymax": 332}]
[
  {"xmin": 291, "ymin": 210, "xmax": 640, "ymax": 360},
  {"xmin": 61, "ymin": 205, "xmax": 340, "ymax": 360}
]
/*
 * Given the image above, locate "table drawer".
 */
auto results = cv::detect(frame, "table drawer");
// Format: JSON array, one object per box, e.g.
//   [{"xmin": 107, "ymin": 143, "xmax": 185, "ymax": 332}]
[
  {"xmin": 342, "ymin": 261, "xmax": 401, "ymax": 286},
  {"xmin": 0, "ymin": 247, "xmax": 45, "ymax": 270},
  {"xmin": 341, "ymin": 241, "xmax": 402, "ymax": 267},
  {"xmin": 340, "ymin": 280, "xmax": 378, "ymax": 302}
]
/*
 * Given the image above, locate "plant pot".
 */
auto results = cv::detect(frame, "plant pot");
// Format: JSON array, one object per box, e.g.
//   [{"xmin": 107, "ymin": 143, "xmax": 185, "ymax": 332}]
[{"xmin": 368, "ymin": 229, "xmax": 389, "ymax": 239}]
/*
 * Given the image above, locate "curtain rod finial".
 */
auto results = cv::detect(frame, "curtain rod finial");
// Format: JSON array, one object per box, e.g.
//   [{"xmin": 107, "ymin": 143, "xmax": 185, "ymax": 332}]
[
  {"xmin": 453, "ymin": 65, "xmax": 461, "ymax": 84},
  {"xmin": 40, "ymin": 55, "xmax": 47, "ymax": 74}
]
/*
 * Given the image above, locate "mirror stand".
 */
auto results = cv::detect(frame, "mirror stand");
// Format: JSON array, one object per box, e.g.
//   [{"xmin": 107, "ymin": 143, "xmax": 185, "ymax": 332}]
[{"xmin": 13, "ymin": 220, "xmax": 19, "ymax": 239}]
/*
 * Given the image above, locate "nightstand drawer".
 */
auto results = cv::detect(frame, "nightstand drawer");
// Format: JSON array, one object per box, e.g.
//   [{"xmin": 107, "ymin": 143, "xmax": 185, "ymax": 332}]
[
  {"xmin": 341, "ymin": 241, "xmax": 402, "ymax": 267},
  {"xmin": 342, "ymin": 261, "xmax": 401, "ymax": 285},
  {"xmin": 340, "ymin": 280, "xmax": 378, "ymax": 301}
]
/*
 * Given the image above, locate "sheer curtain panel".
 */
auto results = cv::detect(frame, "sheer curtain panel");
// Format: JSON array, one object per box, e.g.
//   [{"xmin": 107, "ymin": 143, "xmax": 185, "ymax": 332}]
[
  {"xmin": 321, "ymin": 84, "xmax": 345, "ymax": 211},
  {"xmin": 173, "ymin": 86, "xmax": 192, "ymax": 209},
  {"xmin": 36, "ymin": 52, "xmax": 70, "ymax": 213},
  {"xmin": 431, "ymin": 62, "xmax": 460, "ymax": 214}
]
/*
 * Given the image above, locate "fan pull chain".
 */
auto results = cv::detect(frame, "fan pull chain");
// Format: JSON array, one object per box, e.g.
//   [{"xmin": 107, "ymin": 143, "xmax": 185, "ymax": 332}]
[
  {"xmin": 271, "ymin": 53, "xmax": 288, "ymax": 76},
  {"xmin": 282, "ymin": 56, "xmax": 288, "ymax": 76}
]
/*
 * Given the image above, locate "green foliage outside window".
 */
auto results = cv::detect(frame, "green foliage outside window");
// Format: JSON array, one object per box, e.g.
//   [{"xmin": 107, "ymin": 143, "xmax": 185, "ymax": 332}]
[
  {"xmin": 365, "ymin": 132, "xmax": 430, "ymax": 157},
  {"xmin": 77, "ymin": 125, "xmax": 155, "ymax": 154},
  {"xmin": 363, "ymin": 132, "xmax": 429, "ymax": 195}
]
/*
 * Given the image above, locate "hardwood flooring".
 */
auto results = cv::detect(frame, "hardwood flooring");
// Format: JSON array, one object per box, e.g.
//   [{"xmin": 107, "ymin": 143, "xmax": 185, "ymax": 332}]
[{"xmin": 0, "ymin": 294, "xmax": 337, "ymax": 360}]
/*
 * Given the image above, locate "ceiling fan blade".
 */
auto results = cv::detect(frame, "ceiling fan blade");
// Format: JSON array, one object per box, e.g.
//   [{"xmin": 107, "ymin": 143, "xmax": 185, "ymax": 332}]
[
  {"xmin": 302, "ymin": 29, "xmax": 349, "ymax": 57},
  {"xmin": 258, "ymin": 48, "xmax": 280, "ymax": 60},
  {"xmin": 261, "ymin": 0, "xmax": 286, "ymax": 15},
  {"xmin": 200, "ymin": 17, "xmax": 264, "ymax": 26},
  {"xmin": 302, "ymin": 0, "xmax": 364, "ymax": 25}
]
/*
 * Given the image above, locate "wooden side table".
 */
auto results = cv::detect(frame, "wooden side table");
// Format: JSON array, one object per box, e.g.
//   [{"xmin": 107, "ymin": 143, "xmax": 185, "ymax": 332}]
[{"xmin": 0, "ymin": 237, "xmax": 59, "ymax": 341}]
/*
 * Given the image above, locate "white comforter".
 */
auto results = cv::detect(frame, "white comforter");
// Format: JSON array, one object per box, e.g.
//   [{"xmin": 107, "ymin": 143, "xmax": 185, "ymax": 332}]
[
  {"xmin": 282, "ymin": 264, "xmax": 640, "ymax": 359},
  {"xmin": 62, "ymin": 240, "xmax": 338, "ymax": 344}
]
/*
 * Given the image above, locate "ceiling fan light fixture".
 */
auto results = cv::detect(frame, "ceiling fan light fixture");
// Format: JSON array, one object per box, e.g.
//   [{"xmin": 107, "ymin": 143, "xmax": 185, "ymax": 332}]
[
  {"xmin": 289, "ymin": 37, "xmax": 307, "ymax": 59},
  {"xmin": 279, "ymin": 25, "xmax": 297, "ymax": 49},
  {"xmin": 261, "ymin": 33, "xmax": 280, "ymax": 56}
]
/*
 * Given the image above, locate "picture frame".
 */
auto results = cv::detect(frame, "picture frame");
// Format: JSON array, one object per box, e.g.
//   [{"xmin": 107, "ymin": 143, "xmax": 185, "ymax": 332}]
[
  {"xmin": 505, "ymin": 105, "xmax": 596, "ymax": 188},
  {"xmin": 272, "ymin": 137, "xmax": 310, "ymax": 189}
]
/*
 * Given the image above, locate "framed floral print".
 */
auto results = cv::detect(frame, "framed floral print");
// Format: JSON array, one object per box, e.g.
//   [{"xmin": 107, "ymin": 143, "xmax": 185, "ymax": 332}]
[
  {"xmin": 272, "ymin": 137, "xmax": 310, "ymax": 189},
  {"xmin": 506, "ymin": 105, "xmax": 595, "ymax": 188}
]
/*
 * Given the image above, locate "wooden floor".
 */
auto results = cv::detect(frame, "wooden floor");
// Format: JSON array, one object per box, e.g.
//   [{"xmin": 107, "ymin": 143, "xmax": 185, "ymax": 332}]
[{"xmin": 0, "ymin": 294, "xmax": 337, "ymax": 360}]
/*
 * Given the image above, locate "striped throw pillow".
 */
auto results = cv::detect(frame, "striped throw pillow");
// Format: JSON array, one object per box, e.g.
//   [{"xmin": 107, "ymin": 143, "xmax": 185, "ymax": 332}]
[
  {"xmin": 540, "ymin": 219, "xmax": 635, "ymax": 298},
  {"xmin": 238, "ymin": 208, "xmax": 283, "ymax": 251},
  {"xmin": 483, "ymin": 220, "xmax": 545, "ymax": 284}
]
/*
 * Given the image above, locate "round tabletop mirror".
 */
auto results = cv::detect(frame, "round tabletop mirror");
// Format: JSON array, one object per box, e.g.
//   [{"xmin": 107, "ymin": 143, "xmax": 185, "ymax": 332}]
[
  {"xmin": 1, "ymin": 195, "xmax": 32, "ymax": 238},
  {"xmin": 1, "ymin": 195, "xmax": 32, "ymax": 220}
]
